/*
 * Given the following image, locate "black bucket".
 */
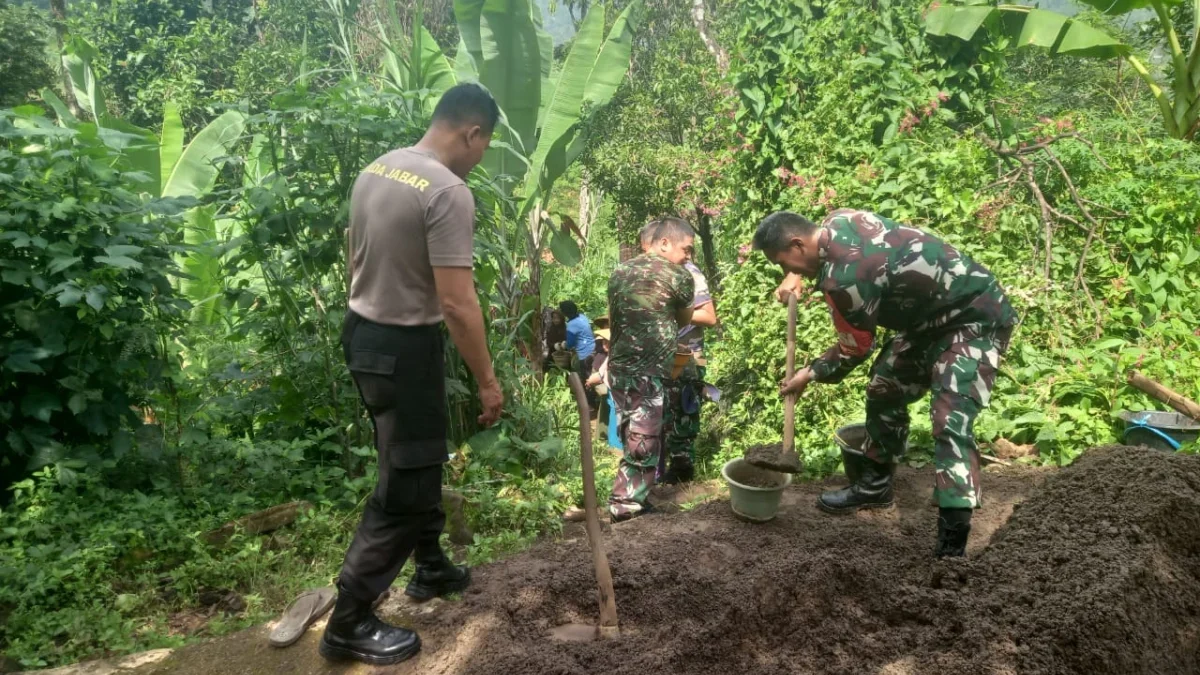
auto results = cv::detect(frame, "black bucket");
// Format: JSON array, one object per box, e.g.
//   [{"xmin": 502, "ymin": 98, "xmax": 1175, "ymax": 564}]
[{"xmin": 1118, "ymin": 411, "xmax": 1200, "ymax": 451}]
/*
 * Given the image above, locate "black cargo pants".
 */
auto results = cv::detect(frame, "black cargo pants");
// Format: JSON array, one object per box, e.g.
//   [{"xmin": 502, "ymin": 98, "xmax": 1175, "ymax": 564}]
[{"xmin": 337, "ymin": 311, "xmax": 449, "ymax": 604}]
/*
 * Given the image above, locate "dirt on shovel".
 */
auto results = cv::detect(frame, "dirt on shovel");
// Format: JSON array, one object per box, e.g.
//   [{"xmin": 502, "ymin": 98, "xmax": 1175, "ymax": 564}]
[{"xmin": 744, "ymin": 443, "xmax": 802, "ymax": 474}]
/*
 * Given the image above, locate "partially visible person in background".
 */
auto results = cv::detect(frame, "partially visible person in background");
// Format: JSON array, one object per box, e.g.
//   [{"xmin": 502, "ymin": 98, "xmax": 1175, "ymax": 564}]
[
  {"xmin": 560, "ymin": 300, "xmax": 597, "ymax": 411},
  {"xmin": 638, "ymin": 221, "xmax": 717, "ymax": 484},
  {"xmin": 662, "ymin": 255, "xmax": 717, "ymax": 484},
  {"xmin": 543, "ymin": 308, "xmax": 567, "ymax": 372}
]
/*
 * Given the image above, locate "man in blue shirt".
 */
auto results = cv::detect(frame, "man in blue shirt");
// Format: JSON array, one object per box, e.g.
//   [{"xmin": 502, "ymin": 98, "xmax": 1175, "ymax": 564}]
[{"xmin": 559, "ymin": 300, "xmax": 596, "ymax": 409}]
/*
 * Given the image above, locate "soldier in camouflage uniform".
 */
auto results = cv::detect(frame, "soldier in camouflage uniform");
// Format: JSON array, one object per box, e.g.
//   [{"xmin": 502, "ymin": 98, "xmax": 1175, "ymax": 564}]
[
  {"xmin": 660, "ymin": 260, "xmax": 715, "ymax": 484},
  {"xmin": 755, "ymin": 209, "xmax": 1018, "ymax": 557},
  {"xmin": 607, "ymin": 218, "xmax": 696, "ymax": 522},
  {"xmin": 636, "ymin": 224, "xmax": 717, "ymax": 484}
]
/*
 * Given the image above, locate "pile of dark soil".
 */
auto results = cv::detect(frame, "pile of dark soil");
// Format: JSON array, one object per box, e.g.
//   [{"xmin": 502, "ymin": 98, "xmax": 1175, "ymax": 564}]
[{"xmin": 140, "ymin": 446, "xmax": 1200, "ymax": 675}]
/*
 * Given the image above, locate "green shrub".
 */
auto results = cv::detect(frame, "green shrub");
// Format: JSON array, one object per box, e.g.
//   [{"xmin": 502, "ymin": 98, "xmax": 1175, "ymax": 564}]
[
  {"xmin": 0, "ymin": 109, "xmax": 192, "ymax": 489},
  {"xmin": 0, "ymin": 1, "xmax": 56, "ymax": 108}
]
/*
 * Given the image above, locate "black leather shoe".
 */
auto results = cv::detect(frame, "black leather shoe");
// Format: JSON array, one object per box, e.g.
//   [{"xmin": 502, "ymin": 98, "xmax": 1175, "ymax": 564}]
[
  {"xmin": 934, "ymin": 507, "xmax": 972, "ymax": 558},
  {"xmin": 404, "ymin": 553, "xmax": 471, "ymax": 601},
  {"xmin": 320, "ymin": 588, "xmax": 420, "ymax": 665},
  {"xmin": 817, "ymin": 459, "xmax": 895, "ymax": 513}
]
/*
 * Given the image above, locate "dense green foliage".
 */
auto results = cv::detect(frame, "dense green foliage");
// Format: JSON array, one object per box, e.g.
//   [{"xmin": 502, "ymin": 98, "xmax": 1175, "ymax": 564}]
[
  {"xmin": 707, "ymin": 0, "xmax": 1200, "ymax": 473},
  {"xmin": 0, "ymin": 110, "xmax": 193, "ymax": 488},
  {"xmin": 2, "ymin": 0, "xmax": 1199, "ymax": 669},
  {"xmin": 0, "ymin": 1, "xmax": 55, "ymax": 108}
]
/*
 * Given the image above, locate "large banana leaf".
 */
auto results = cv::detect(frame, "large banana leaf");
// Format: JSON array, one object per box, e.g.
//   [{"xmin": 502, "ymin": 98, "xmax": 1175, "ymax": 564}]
[
  {"xmin": 413, "ymin": 25, "xmax": 458, "ymax": 109},
  {"xmin": 457, "ymin": 0, "xmax": 544, "ymax": 182},
  {"xmin": 454, "ymin": 0, "xmax": 485, "ymax": 80},
  {"xmin": 522, "ymin": 1, "xmax": 641, "ymax": 210},
  {"xmin": 180, "ymin": 206, "xmax": 236, "ymax": 326},
  {"xmin": 162, "ymin": 111, "xmax": 247, "ymax": 199},
  {"xmin": 521, "ymin": 4, "xmax": 608, "ymax": 201},
  {"xmin": 40, "ymin": 89, "xmax": 77, "ymax": 127},
  {"xmin": 166, "ymin": 111, "xmax": 246, "ymax": 322},
  {"xmin": 1074, "ymin": 0, "xmax": 1182, "ymax": 15},
  {"xmin": 581, "ymin": 0, "xmax": 641, "ymax": 110},
  {"xmin": 925, "ymin": 5, "xmax": 1129, "ymax": 58},
  {"xmin": 160, "ymin": 102, "xmax": 185, "ymax": 195},
  {"xmin": 532, "ymin": 3, "xmax": 555, "ymax": 132},
  {"xmin": 62, "ymin": 37, "xmax": 106, "ymax": 122},
  {"xmin": 99, "ymin": 117, "xmax": 161, "ymax": 195}
]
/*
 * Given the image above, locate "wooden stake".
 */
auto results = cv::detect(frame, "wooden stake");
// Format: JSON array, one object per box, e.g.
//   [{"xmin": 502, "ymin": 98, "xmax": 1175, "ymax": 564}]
[
  {"xmin": 1126, "ymin": 370, "xmax": 1200, "ymax": 421},
  {"xmin": 567, "ymin": 373, "xmax": 619, "ymax": 638}
]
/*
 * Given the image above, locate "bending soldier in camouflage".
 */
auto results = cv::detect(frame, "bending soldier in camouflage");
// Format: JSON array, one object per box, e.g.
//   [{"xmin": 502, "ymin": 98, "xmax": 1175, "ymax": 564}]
[
  {"xmin": 637, "ymin": 223, "xmax": 718, "ymax": 484},
  {"xmin": 756, "ymin": 209, "xmax": 1018, "ymax": 557},
  {"xmin": 607, "ymin": 218, "xmax": 696, "ymax": 522}
]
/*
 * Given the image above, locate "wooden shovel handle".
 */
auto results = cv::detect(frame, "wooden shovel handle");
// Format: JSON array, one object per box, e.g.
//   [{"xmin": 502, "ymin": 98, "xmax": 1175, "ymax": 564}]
[
  {"xmin": 1127, "ymin": 370, "xmax": 1200, "ymax": 421},
  {"xmin": 567, "ymin": 373, "xmax": 619, "ymax": 636},
  {"xmin": 783, "ymin": 293, "xmax": 798, "ymax": 453}
]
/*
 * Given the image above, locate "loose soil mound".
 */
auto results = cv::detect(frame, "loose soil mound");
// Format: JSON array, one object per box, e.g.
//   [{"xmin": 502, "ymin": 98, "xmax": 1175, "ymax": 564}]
[
  {"xmin": 137, "ymin": 446, "xmax": 1200, "ymax": 675},
  {"xmin": 743, "ymin": 443, "xmax": 802, "ymax": 474}
]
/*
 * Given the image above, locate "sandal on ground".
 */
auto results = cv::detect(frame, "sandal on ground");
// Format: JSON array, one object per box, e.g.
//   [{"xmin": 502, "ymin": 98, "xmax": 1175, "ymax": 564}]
[{"xmin": 268, "ymin": 587, "xmax": 336, "ymax": 648}]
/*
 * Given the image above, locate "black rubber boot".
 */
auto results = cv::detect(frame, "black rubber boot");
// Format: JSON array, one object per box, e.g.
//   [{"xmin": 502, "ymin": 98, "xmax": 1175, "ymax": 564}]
[
  {"xmin": 319, "ymin": 586, "xmax": 420, "ymax": 665},
  {"xmin": 934, "ymin": 507, "xmax": 972, "ymax": 558},
  {"xmin": 404, "ymin": 552, "xmax": 471, "ymax": 601},
  {"xmin": 659, "ymin": 461, "xmax": 695, "ymax": 485},
  {"xmin": 817, "ymin": 459, "xmax": 895, "ymax": 513}
]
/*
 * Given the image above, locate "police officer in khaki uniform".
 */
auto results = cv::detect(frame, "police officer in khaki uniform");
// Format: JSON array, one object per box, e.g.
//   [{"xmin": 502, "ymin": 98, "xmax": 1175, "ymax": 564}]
[{"xmin": 321, "ymin": 84, "xmax": 503, "ymax": 666}]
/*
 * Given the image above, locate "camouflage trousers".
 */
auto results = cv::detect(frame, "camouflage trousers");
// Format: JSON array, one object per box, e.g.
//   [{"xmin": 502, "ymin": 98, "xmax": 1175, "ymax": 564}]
[
  {"xmin": 863, "ymin": 323, "xmax": 1014, "ymax": 509},
  {"xmin": 609, "ymin": 374, "xmax": 665, "ymax": 518},
  {"xmin": 658, "ymin": 367, "xmax": 705, "ymax": 478}
]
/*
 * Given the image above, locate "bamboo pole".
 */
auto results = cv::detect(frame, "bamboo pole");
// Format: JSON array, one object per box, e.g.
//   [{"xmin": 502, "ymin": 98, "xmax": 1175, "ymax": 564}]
[{"xmin": 1127, "ymin": 370, "xmax": 1200, "ymax": 421}]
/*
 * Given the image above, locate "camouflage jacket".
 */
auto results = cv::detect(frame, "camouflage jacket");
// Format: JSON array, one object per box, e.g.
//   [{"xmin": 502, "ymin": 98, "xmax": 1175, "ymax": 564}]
[
  {"xmin": 809, "ymin": 209, "xmax": 1018, "ymax": 384},
  {"xmin": 608, "ymin": 253, "xmax": 695, "ymax": 380}
]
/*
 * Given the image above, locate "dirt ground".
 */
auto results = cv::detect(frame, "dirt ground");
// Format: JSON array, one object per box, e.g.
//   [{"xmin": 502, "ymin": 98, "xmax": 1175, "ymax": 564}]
[{"xmin": 119, "ymin": 446, "xmax": 1200, "ymax": 675}]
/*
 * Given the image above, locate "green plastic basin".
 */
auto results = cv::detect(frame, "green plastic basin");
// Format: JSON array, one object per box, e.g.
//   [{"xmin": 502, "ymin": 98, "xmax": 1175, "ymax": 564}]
[{"xmin": 722, "ymin": 458, "xmax": 792, "ymax": 523}]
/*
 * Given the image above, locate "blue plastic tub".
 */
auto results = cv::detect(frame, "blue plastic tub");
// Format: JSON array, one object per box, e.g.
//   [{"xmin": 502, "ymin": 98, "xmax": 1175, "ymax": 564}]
[{"xmin": 1118, "ymin": 411, "xmax": 1200, "ymax": 451}]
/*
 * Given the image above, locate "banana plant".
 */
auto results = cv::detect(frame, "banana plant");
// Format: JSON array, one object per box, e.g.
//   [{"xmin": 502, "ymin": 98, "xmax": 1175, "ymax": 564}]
[
  {"xmin": 382, "ymin": 1, "xmax": 641, "ymax": 265},
  {"xmin": 926, "ymin": 0, "xmax": 1200, "ymax": 140},
  {"xmin": 52, "ymin": 37, "xmax": 247, "ymax": 323},
  {"xmin": 379, "ymin": 0, "xmax": 457, "ymax": 115},
  {"xmin": 159, "ymin": 105, "xmax": 248, "ymax": 326}
]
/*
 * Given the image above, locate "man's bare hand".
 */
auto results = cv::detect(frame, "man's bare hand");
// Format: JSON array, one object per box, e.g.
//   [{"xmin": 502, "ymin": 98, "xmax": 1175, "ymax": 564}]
[
  {"xmin": 775, "ymin": 273, "xmax": 802, "ymax": 305},
  {"xmin": 585, "ymin": 372, "xmax": 602, "ymax": 388},
  {"xmin": 477, "ymin": 378, "xmax": 504, "ymax": 426},
  {"xmin": 780, "ymin": 366, "xmax": 814, "ymax": 398}
]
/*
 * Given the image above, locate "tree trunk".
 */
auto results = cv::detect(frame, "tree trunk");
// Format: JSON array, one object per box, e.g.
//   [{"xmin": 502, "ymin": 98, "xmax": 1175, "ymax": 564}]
[
  {"xmin": 690, "ymin": 0, "xmax": 729, "ymax": 76},
  {"xmin": 48, "ymin": 0, "xmax": 82, "ymax": 117},
  {"xmin": 578, "ymin": 173, "xmax": 602, "ymax": 243},
  {"xmin": 694, "ymin": 207, "xmax": 720, "ymax": 289},
  {"xmin": 527, "ymin": 206, "xmax": 546, "ymax": 377}
]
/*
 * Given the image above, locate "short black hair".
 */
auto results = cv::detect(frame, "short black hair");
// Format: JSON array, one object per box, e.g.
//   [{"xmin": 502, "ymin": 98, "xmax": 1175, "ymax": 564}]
[
  {"xmin": 638, "ymin": 221, "xmax": 659, "ymax": 248},
  {"xmin": 642, "ymin": 216, "xmax": 695, "ymax": 247},
  {"xmin": 431, "ymin": 83, "xmax": 501, "ymax": 133},
  {"xmin": 754, "ymin": 211, "xmax": 817, "ymax": 253},
  {"xmin": 559, "ymin": 300, "xmax": 579, "ymax": 319}
]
